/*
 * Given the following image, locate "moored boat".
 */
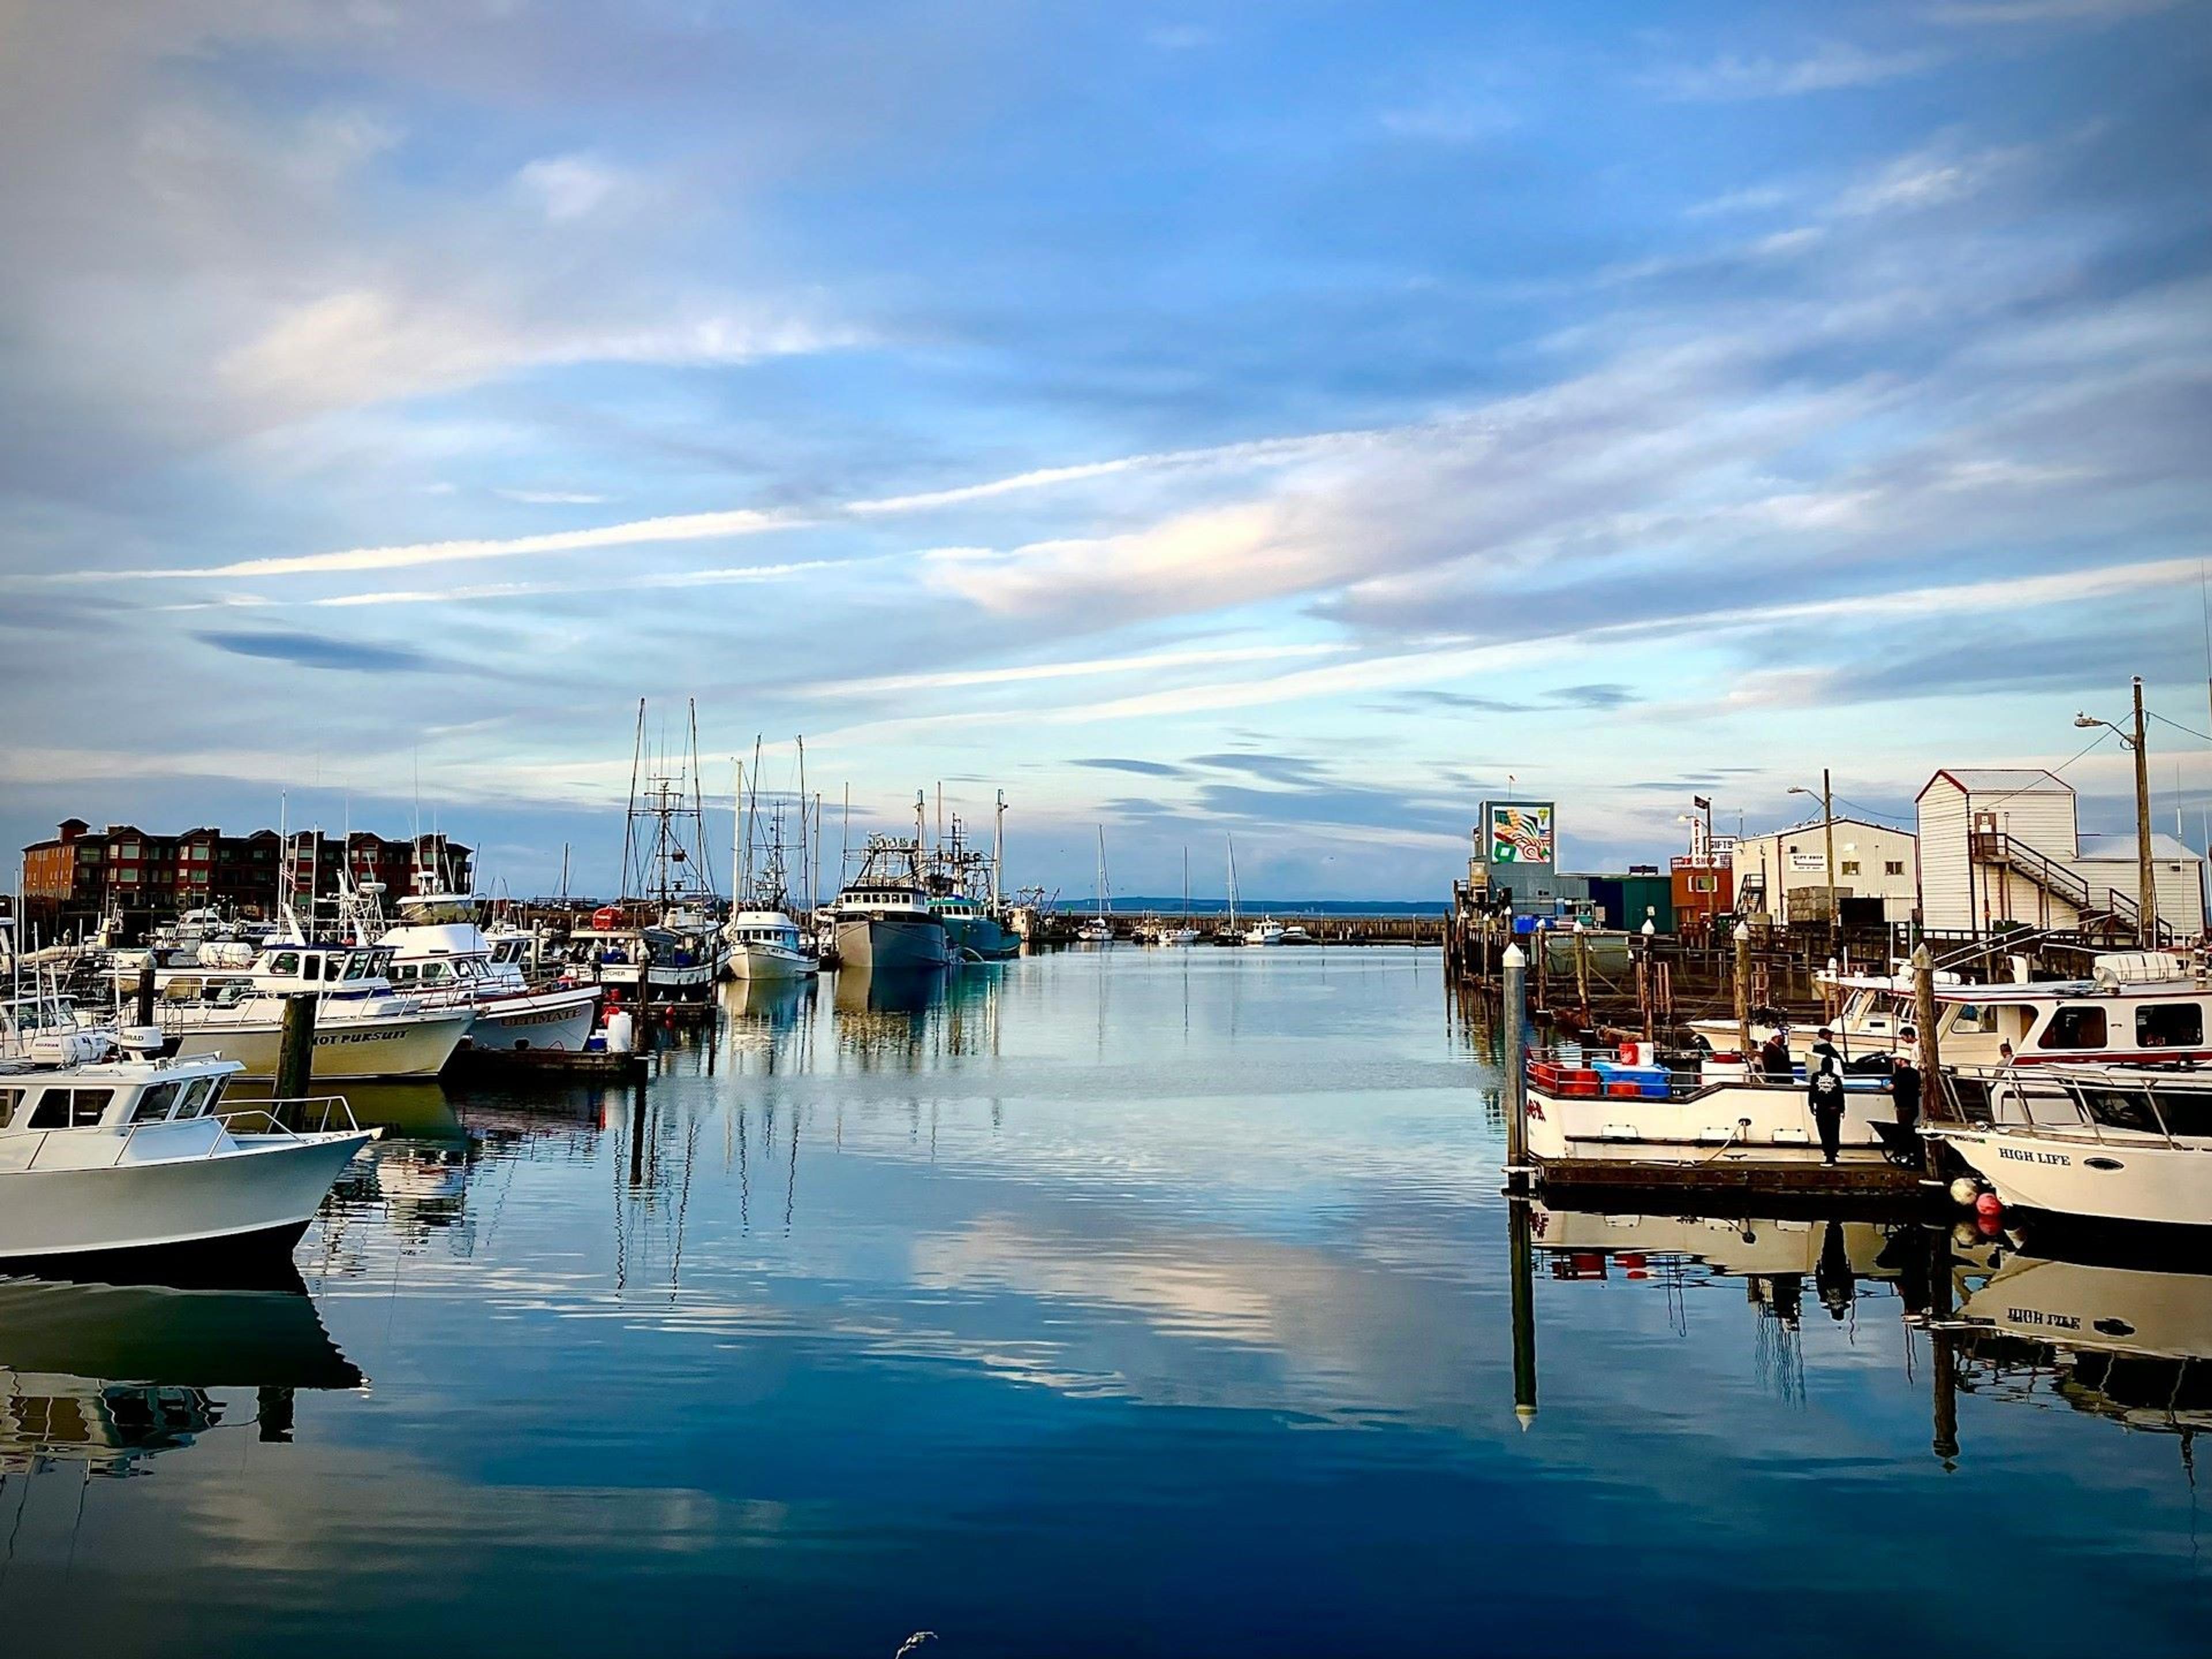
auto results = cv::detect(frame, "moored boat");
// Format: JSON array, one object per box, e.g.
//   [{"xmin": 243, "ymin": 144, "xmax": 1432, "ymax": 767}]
[{"xmin": 0, "ymin": 1047, "xmax": 374, "ymax": 1262}]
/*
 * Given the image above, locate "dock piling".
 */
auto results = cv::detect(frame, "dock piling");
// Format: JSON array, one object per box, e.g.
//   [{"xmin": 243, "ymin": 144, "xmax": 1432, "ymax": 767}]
[
  {"xmin": 1501, "ymin": 942, "xmax": 1529, "ymax": 1185},
  {"xmin": 275, "ymin": 992, "xmax": 317, "ymax": 1100}
]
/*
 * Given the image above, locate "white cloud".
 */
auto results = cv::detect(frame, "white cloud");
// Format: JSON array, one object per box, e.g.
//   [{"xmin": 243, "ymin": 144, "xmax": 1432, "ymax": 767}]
[
  {"xmin": 1927, "ymin": 0, "xmax": 2178, "ymax": 22},
  {"xmin": 804, "ymin": 641, "xmax": 1351, "ymax": 699},
  {"xmin": 1378, "ymin": 100, "xmax": 1514, "ymax": 145},
  {"xmin": 514, "ymin": 153, "xmax": 620, "ymax": 222},
  {"xmin": 496, "ymin": 489, "xmax": 611, "ymax": 505},
  {"xmin": 1653, "ymin": 41, "xmax": 1944, "ymax": 100}
]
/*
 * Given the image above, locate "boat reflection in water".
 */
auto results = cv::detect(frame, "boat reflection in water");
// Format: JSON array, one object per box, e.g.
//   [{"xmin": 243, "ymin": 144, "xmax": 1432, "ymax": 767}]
[
  {"xmin": 0, "ymin": 1266, "xmax": 360, "ymax": 1477},
  {"xmin": 831, "ymin": 964, "xmax": 1003, "ymax": 1069},
  {"xmin": 1955, "ymin": 1246, "xmax": 2212, "ymax": 1446}
]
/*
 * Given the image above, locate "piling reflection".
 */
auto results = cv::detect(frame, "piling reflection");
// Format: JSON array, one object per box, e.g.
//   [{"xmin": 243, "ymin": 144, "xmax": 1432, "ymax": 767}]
[{"xmin": 0, "ymin": 1268, "xmax": 359, "ymax": 1477}]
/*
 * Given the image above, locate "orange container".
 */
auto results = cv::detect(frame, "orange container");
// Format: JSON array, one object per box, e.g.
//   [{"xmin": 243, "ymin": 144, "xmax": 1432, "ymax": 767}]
[
  {"xmin": 1605, "ymin": 1080, "xmax": 1641, "ymax": 1098},
  {"xmin": 1562, "ymin": 1069, "xmax": 1600, "ymax": 1097}
]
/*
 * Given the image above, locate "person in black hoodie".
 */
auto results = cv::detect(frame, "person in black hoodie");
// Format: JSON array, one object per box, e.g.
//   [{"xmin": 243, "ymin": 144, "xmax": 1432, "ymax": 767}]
[
  {"xmin": 1807, "ymin": 1027, "xmax": 1847, "ymax": 1165},
  {"xmin": 1890, "ymin": 1029, "xmax": 1923, "ymax": 1131}
]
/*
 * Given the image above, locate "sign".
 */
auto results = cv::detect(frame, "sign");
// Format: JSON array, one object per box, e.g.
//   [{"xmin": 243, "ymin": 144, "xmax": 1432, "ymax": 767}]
[
  {"xmin": 1489, "ymin": 804, "xmax": 1554, "ymax": 866},
  {"xmin": 1788, "ymin": 851, "xmax": 1826, "ymax": 872}
]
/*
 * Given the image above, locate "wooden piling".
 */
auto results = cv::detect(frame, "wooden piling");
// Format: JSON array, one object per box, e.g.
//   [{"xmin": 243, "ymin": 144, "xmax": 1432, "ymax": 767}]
[
  {"xmin": 135, "ymin": 963, "xmax": 156, "ymax": 1027},
  {"xmin": 1502, "ymin": 942, "xmax": 1528, "ymax": 1181},
  {"xmin": 275, "ymin": 992, "xmax": 317, "ymax": 1100}
]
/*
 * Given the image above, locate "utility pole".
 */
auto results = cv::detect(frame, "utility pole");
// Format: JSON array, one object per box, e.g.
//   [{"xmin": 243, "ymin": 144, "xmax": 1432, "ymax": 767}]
[{"xmin": 2133, "ymin": 676, "xmax": 2158, "ymax": 947}]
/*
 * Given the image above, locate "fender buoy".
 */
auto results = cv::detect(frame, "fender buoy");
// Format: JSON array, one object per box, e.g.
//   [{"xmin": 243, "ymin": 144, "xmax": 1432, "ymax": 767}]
[{"xmin": 1974, "ymin": 1192, "xmax": 2002, "ymax": 1220}]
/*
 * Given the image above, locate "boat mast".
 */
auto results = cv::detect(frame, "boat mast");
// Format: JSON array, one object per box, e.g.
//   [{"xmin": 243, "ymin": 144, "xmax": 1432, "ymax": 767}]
[
  {"xmin": 1096, "ymin": 827, "xmax": 1110, "ymax": 921},
  {"xmin": 993, "ymin": 790, "xmax": 1006, "ymax": 912},
  {"xmin": 1227, "ymin": 834, "xmax": 1240, "ymax": 931},
  {"xmin": 619, "ymin": 698, "xmax": 646, "ymax": 904},
  {"xmin": 796, "ymin": 736, "xmax": 810, "ymax": 916}
]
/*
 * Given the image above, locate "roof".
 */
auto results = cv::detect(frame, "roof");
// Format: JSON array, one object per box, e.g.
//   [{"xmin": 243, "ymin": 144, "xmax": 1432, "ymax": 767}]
[
  {"xmin": 1738, "ymin": 815, "xmax": 1915, "ymax": 844},
  {"xmin": 1917, "ymin": 767, "xmax": 2071, "ymax": 801},
  {"xmin": 2076, "ymin": 831, "xmax": 2203, "ymax": 863}
]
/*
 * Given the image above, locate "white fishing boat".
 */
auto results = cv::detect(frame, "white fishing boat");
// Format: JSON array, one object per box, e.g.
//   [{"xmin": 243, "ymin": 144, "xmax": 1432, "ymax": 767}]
[
  {"xmin": 1244, "ymin": 919, "xmax": 1287, "ymax": 948},
  {"xmin": 1281, "ymin": 923, "xmax": 1313, "ymax": 945},
  {"xmin": 1686, "ymin": 965, "xmax": 1955, "ymax": 1058},
  {"xmin": 1521, "ymin": 1045, "xmax": 1903, "ymax": 1181},
  {"xmin": 0, "ymin": 1047, "xmax": 374, "ymax": 1261},
  {"xmin": 1931, "ymin": 1065, "xmax": 2212, "ymax": 1229},
  {"xmin": 726, "ymin": 909, "xmax": 816, "ymax": 980},
  {"xmin": 373, "ymin": 889, "xmax": 600, "ymax": 1051},
  {"xmin": 118, "ymin": 934, "xmax": 473, "ymax": 1081},
  {"xmin": 722, "ymin": 752, "xmax": 821, "ymax": 980},
  {"xmin": 1929, "ymin": 952, "xmax": 2212, "ymax": 1070}
]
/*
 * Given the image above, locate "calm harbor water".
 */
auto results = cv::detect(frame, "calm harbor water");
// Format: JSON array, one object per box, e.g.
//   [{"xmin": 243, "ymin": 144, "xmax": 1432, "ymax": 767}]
[{"xmin": 5, "ymin": 947, "xmax": 2210, "ymax": 1657}]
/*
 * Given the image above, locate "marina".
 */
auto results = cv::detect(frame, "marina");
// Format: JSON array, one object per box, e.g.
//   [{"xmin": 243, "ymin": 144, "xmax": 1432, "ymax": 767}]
[{"xmin": 3, "ymin": 948, "xmax": 2211, "ymax": 1656}]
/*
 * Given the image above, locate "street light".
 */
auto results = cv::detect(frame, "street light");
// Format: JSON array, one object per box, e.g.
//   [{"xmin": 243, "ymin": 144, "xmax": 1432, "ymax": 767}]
[
  {"xmin": 1787, "ymin": 769, "xmax": 1838, "ymax": 960},
  {"xmin": 2074, "ymin": 676, "xmax": 2158, "ymax": 947}
]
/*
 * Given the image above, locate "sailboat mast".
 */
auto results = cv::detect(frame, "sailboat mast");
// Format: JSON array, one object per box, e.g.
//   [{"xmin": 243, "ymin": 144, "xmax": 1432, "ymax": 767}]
[{"xmin": 993, "ymin": 790, "xmax": 1005, "ymax": 912}]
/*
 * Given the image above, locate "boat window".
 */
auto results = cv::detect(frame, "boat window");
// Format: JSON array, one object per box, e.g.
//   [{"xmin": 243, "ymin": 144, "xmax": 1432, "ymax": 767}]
[
  {"xmin": 392, "ymin": 964, "xmax": 416, "ymax": 983},
  {"xmin": 2082, "ymin": 1088, "xmax": 2169, "ymax": 1135},
  {"xmin": 1949, "ymin": 1004, "xmax": 1999, "ymax": 1035},
  {"xmin": 324, "ymin": 955, "xmax": 344, "ymax": 981},
  {"xmin": 270, "ymin": 952, "xmax": 300, "ymax": 975},
  {"xmin": 343, "ymin": 953, "xmax": 370, "ymax": 982},
  {"xmin": 171, "ymin": 1078, "xmax": 213, "ymax": 1119},
  {"xmin": 162, "ymin": 977, "xmax": 202, "ymax": 1001},
  {"xmin": 130, "ymin": 1081, "xmax": 183, "ymax": 1123},
  {"xmin": 30, "ymin": 1089, "xmax": 113, "ymax": 1129},
  {"xmin": 2038, "ymin": 1005, "xmax": 2108, "ymax": 1050},
  {"xmin": 0, "ymin": 1087, "xmax": 20, "ymax": 1127},
  {"xmin": 2137, "ymin": 1004, "xmax": 2204, "ymax": 1049}
]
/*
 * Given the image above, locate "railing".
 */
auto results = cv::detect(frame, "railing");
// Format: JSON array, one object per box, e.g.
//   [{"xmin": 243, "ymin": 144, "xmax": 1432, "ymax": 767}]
[
  {"xmin": 216, "ymin": 1094, "xmax": 361, "ymax": 1140},
  {"xmin": 1969, "ymin": 831, "xmax": 2171, "ymax": 945},
  {"xmin": 1943, "ymin": 1063, "xmax": 2197, "ymax": 1152}
]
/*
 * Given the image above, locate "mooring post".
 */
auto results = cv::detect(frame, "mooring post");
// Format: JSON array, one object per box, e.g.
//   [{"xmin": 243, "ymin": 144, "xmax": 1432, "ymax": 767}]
[
  {"xmin": 1572, "ymin": 919, "xmax": 1589, "ymax": 1022},
  {"xmin": 275, "ymin": 991, "xmax": 317, "ymax": 1101},
  {"xmin": 1914, "ymin": 942, "xmax": 1944, "ymax": 1183},
  {"xmin": 1927, "ymin": 1218, "xmax": 1958, "ymax": 1467},
  {"xmin": 1733, "ymin": 921, "xmax": 1753, "ymax": 1070},
  {"xmin": 135, "ymin": 962, "xmax": 156, "ymax": 1027},
  {"xmin": 1501, "ymin": 941, "xmax": 1528, "ymax": 1185},
  {"xmin": 1508, "ymin": 1194, "xmax": 1537, "ymax": 1430}
]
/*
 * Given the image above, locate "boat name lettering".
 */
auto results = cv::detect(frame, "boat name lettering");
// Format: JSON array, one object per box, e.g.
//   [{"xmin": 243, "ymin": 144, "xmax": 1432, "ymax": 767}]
[
  {"xmin": 1997, "ymin": 1145, "xmax": 2070, "ymax": 1166},
  {"xmin": 2004, "ymin": 1306, "xmax": 2080, "ymax": 1331}
]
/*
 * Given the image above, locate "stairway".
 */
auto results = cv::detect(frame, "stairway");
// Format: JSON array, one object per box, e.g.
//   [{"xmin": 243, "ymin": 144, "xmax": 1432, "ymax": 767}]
[{"xmin": 1970, "ymin": 830, "xmax": 2169, "ymax": 946}]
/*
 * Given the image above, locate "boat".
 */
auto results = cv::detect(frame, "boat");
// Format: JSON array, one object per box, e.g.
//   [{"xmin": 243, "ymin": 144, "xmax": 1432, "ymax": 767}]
[
  {"xmin": 118, "ymin": 933, "xmax": 474, "ymax": 1081},
  {"xmin": 722, "ymin": 750, "xmax": 821, "ymax": 981},
  {"xmin": 1161, "ymin": 850, "xmax": 1199, "ymax": 945},
  {"xmin": 567, "ymin": 698, "xmax": 730, "ymax": 1002},
  {"xmin": 370, "ymin": 887, "xmax": 600, "ymax": 1052},
  {"xmin": 1520, "ymin": 1043, "xmax": 1907, "ymax": 1187},
  {"xmin": 1929, "ymin": 952, "xmax": 2212, "ymax": 1071},
  {"xmin": 1281, "ymin": 923, "xmax": 1313, "ymax": 945},
  {"xmin": 0, "ymin": 1044, "xmax": 374, "ymax": 1262},
  {"xmin": 1931, "ymin": 1064, "xmax": 2212, "ymax": 1229},
  {"xmin": 1076, "ymin": 826, "xmax": 1115, "ymax": 945},
  {"xmin": 1245, "ymin": 919, "xmax": 1287, "ymax": 947},
  {"xmin": 1217, "ymin": 834, "xmax": 1245, "ymax": 945},
  {"xmin": 830, "ymin": 806, "xmax": 953, "ymax": 971},
  {"xmin": 1686, "ymin": 965, "xmax": 1951, "ymax": 1059},
  {"xmin": 925, "ymin": 793, "xmax": 1020, "ymax": 962}
]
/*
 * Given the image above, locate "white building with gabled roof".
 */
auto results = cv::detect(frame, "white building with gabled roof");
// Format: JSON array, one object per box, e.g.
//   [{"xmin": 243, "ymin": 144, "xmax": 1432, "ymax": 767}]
[{"xmin": 1916, "ymin": 767, "xmax": 2205, "ymax": 942}]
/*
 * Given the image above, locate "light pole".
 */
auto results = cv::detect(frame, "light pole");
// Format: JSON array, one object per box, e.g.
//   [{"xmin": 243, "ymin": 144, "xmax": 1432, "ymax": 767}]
[
  {"xmin": 1788, "ymin": 771, "xmax": 1838, "ymax": 961},
  {"xmin": 2075, "ymin": 676, "xmax": 2159, "ymax": 946}
]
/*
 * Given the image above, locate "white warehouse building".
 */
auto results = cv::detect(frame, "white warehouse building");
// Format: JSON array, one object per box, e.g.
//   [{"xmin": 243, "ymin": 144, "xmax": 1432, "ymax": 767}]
[
  {"xmin": 1731, "ymin": 816, "xmax": 1920, "ymax": 927},
  {"xmin": 1915, "ymin": 767, "xmax": 2205, "ymax": 942}
]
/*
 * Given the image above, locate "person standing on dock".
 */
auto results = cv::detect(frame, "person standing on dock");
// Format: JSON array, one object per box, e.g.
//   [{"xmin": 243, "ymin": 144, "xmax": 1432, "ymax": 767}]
[
  {"xmin": 1808, "ymin": 1027, "xmax": 1846, "ymax": 1165},
  {"xmin": 1890, "ymin": 1031, "xmax": 1922, "ymax": 1131}
]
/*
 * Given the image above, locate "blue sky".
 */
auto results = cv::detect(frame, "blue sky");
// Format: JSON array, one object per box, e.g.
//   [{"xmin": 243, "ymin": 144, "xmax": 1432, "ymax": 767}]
[{"xmin": 2, "ymin": 0, "xmax": 2208, "ymax": 901}]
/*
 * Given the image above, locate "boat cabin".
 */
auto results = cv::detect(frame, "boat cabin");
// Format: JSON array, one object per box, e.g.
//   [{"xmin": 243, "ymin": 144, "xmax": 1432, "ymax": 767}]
[
  {"xmin": 1935, "ymin": 967, "xmax": 2212, "ymax": 1067},
  {"xmin": 0, "ymin": 1056, "xmax": 239, "ymax": 1135}
]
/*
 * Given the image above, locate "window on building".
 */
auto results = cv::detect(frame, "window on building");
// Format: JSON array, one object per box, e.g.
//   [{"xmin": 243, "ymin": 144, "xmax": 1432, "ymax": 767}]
[
  {"xmin": 2137, "ymin": 1005, "xmax": 2205, "ymax": 1049},
  {"xmin": 118, "ymin": 868, "xmax": 139, "ymax": 883},
  {"xmin": 118, "ymin": 842, "xmax": 140, "ymax": 859},
  {"xmin": 2039, "ymin": 1005, "xmax": 2109, "ymax": 1050},
  {"xmin": 1886, "ymin": 861, "xmax": 1905, "ymax": 877},
  {"xmin": 1841, "ymin": 860, "xmax": 1861, "ymax": 876}
]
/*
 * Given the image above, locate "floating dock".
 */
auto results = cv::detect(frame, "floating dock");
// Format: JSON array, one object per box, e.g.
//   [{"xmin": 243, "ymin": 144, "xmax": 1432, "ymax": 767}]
[{"xmin": 445, "ymin": 1045, "xmax": 650, "ymax": 1084}]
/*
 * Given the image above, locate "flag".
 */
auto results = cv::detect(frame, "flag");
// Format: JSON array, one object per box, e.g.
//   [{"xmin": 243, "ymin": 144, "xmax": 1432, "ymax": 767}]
[{"xmin": 1692, "ymin": 795, "xmax": 1712, "ymax": 810}]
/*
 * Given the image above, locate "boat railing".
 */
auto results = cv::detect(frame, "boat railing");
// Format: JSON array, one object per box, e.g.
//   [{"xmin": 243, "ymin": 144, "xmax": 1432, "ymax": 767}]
[
  {"xmin": 1945, "ymin": 1063, "xmax": 2189, "ymax": 1152},
  {"xmin": 12, "ymin": 1094, "xmax": 358, "ymax": 1171},
  {"xmin": 215, "ymin": 1095, "xmax": 362, "ymax": 1141},
  {"xmin": 1525, "ymin": 1045, "xmax": 1869, "ymax": 1105}
]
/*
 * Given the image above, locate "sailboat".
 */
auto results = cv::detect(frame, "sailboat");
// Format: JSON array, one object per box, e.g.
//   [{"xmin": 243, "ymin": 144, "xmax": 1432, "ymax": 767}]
[
  {"xmin": 1167, "ymin": 847, "xmax": 1199, "ymax": 945},
  {"xmin": 1078, "ymin": 827, "xmax": 1114, "ymax": 943},
  {"xmin": 1218, "ymin": 835, "xmax": 1245, "ymax": 945}
]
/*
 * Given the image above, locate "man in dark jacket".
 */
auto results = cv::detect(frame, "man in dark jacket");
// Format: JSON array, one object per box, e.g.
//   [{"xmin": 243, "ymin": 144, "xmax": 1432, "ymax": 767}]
[
  {"xmin": 1807, "ymin": 1027, "xmax": 1847, "ymax": 1165},
  {"xmin": 1891, "ymin": 1029, "xmax": 1923, "ymax": 1131},
  {"xmin": 1759, "ymin": 1030, "xmax": 1793, "ymax": 1080}
]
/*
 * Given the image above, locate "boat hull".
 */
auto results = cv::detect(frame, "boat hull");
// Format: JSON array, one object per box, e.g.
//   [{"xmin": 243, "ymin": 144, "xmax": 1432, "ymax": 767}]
[
  {"xmin": 1526, "ymin": 1077, "xmax": 1899, "ymax": 1174},
  {"xmin": 835, "ymin": 914, "xmax": 952, "ymax": 971},
  {"xmin": 462, "ymin": 986, "xmax": 600, "ymax": 1052},
  {"xmin": 941, "ymin": 914, "xmax": 1020, "ymax": 963},
  {"xmin": 1938, "ymin": 1127, "xmax": 2212, "ymax": 1229},
  {"xmin": 166, "ymin": 1007, "xmax": 473, "ymax": 1080},
  {"xmin": 0, "ymin": 1131, "xmax": 373, "ymax": 1260},
  {"xmin": 731, "ymin": 944, "xmax": 817, "ymax": 981}
]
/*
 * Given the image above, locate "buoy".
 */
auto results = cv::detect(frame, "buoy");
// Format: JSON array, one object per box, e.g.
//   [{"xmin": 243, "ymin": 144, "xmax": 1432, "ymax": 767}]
[
  {"xmin": 1949, "ymin": 1177, "xmax": 1982, "ymax": 1207},
  {"xmin": 1975, "ymin": 1192, "xmax": 2002, "ymax": 1220}
]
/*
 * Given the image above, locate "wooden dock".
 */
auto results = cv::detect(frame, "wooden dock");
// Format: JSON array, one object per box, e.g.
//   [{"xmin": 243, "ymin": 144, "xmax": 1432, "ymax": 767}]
[{"xmin": 1532, "ymin": 1154, "xmax": 1929, "ymax": 1199}]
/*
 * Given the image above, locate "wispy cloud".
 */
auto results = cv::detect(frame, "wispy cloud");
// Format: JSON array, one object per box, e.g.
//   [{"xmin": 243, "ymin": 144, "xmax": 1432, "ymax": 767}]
[
  {"xmin": 1926, "ymin": 0, "xmax": 2178, "ymax": 22},
  {"xmin": 1652, "ymin": 42, "xmax": 1944, "ymax": 100},
  {"xmin": 807, "ymin": 641, "xmax": 1350, "ymax": 699},
  {"xmin": 194, "ymin": 629, "xmax": 432, "ymax": 673}
]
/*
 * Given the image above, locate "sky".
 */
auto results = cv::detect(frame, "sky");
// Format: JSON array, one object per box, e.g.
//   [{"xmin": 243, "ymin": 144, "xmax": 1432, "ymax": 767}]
[{"xmin": 2, "ymin": 0, "xmax": 2209, "ymax": 903}]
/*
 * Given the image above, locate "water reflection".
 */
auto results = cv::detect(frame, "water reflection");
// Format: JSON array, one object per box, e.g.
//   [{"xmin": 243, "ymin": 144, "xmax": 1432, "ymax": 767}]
[
  {"xmin": 831, "ymin": 964, "xmax": 1002, "ymax": 1069},
  {"xmin": 0, "ymin": 1269, "xmax": 359, "ymax": 1478}
]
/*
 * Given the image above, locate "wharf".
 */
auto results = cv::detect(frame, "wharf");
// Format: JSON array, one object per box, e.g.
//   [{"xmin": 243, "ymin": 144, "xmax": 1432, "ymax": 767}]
[{"xmin": 1529, "ymin": 1155, "xmax": 1929, "ymax": 1202}]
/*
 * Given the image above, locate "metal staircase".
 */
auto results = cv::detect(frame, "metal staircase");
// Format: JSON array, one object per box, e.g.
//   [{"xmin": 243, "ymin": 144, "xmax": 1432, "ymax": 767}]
[{"xmin": 1969, "ymin": 830, "xmax": 2170, "ymax": 946}]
